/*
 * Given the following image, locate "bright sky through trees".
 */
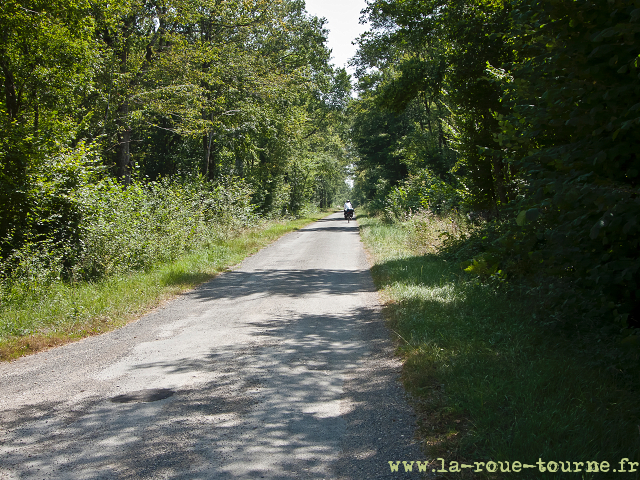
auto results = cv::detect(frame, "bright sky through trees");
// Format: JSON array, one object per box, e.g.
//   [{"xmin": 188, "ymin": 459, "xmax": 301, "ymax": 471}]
[{"xmin": 304, "ymin": 0, "xmax": 368, "ymax": 75}]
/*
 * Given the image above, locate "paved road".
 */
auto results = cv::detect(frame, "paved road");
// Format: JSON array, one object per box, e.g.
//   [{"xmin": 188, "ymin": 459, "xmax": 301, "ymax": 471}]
[{"xmin": 0, "ymin": 212, "xmax": 426, "ymax": 479}]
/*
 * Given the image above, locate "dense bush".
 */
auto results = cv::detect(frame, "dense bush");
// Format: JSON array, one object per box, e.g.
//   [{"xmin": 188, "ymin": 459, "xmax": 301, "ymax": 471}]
[
  {"xmin": 0, "ymin": 146, "xmax": 257, "ymax": 297},
  {"xmin": 383, "ymin": 168, "xmax": 465, "ymax": 219},
  {"xmin": 70, "ymin": 176, "xmax": 256, "ymax": 280},
  {"xmin": 0, "ymin": 145, "xmax": 97, "ymax": 290},
  {"xmin": 484, "ymin": 0, "xmax": 640, "ymax": 331}
]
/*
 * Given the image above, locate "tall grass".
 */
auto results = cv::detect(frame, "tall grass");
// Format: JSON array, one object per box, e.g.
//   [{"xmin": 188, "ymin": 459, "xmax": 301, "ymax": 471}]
[{"xmin": 359, "ymin": 211, "xmax": 640, "ymax": 479}]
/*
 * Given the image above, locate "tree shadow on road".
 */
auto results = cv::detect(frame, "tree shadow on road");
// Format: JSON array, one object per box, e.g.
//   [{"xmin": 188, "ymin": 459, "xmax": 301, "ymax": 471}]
[
  {"xmin": 0, "ymin": 260, "xmax": 425, "ymax": 479},
  {"xmin": 187, "ymin": 268, "xmax": 374, "ymax": 302},
  {"xmin": 0, "ymin": 308, "xmax": 423, "ymax": 479}
]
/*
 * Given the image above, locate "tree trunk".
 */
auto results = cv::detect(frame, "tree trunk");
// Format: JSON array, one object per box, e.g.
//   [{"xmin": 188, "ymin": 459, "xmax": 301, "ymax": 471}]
[
  {"xmin": 436, "ymin": 102, "xmax": 444, "ymax": 153},
  {"xmin": 423, "ymin": 94, "xmax": 433, "ymax": 135},
  {"xmin": 203, "ymin": 132, "xmax": 213, "ymax": 177},
  {"xmin": 0, "ymin": 55, "xmax": 19, "ymax": 122},
  {"xmin": 492, "ymin": 157, "xmax": 507, "ymax": 207},
  {"xmin": 234, "ymin": 147, "xmax": 243, "ymax": 178},
  {"xmin": 33, "ymin": 97, "xmax": 39, "ymax": 134},
  {"xmin": 202, "ymin": 112, "xmax": 215, "ymax": 179}
]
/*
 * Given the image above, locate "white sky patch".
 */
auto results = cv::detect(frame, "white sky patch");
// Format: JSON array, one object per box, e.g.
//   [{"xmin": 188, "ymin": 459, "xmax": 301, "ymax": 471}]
[{"xmin": 304, "ymin": 0, "xmax": 369, "ymax": 76}]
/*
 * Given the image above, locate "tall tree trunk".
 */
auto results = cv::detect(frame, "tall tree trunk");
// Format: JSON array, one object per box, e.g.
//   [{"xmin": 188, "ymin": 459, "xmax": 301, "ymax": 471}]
[
  {"xmin": 202, "ymin": 112, "xmax": 215, "ymax": 178},
  {"xmin": 436, "ymin": 102, "xmax": 444, "ymax": 153},
  {"xmin": 203, "ymin": 132, "xmax": 212, "ymax": 176},
  {"xmin": 423, "ymin": 94, "xmax": 433, "ymax": 135},
  {"xmin": 234, "ymin": 146, "xmax": 243, "ymax": 178},
  {"xmin": 0, "ymin": 54, "xmax": 19, "ymax": 122},
  {"xmin": 492, "ymin": 157, "xmax": 507, "ymax": 207},
  {"xmin": 33, "ymin": 100, "xmax": 39, "ymax": 134}
]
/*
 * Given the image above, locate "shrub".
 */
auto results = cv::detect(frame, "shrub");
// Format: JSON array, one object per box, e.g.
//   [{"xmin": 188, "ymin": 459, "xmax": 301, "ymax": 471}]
[
  {"xmin": 0, "ymin": 169, "xmax": 257, "ymax": 295},
  {"xmin": 384, "ymin": 168, "xmax": 465, "ymax": 219}
]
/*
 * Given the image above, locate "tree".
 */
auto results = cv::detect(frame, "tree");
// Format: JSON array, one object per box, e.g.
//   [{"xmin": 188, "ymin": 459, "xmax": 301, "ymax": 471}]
[
  {"xmin": 0, "ymin": 0, "xmax": 351, "ymax": 271},
  {"xmin": 493, "ymin": 0, "xmax": 640, "ymax": 326},
  {"xmin": 0, "ymin": 0, "xmax": 96, "ymax": 255},
  {"xmin": 352, "ymin": 0, "xmax": 513, "ymax": 212}
]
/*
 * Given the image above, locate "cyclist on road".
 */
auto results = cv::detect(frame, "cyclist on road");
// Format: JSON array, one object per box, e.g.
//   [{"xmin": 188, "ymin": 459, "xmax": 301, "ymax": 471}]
[{"xmin": 344, "ymin": 200, "xmax": 354, "ymax": 219}]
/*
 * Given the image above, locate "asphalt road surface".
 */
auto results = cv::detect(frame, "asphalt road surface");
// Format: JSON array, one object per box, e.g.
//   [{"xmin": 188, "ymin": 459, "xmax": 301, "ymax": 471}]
[{"xmin": 0, "ymin": 212, "xmax": 426, "ymax": 479}]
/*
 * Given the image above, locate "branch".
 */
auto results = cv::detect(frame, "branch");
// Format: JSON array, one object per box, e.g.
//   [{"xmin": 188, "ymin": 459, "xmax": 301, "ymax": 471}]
[
  {"xmin": 18, "ymin": 6, "xmax": 41, "ymax": 15},
  {"xmin": 209, "ymin": 0, "xmax": 276, "ymax": 30},
  {"xmin": 145, "ymin": 121, "xmax": 179, "ymax": 134}
]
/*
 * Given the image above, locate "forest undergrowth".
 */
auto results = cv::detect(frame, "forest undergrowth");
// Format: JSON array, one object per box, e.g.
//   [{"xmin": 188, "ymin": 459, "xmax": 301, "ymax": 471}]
[{"xmin": 359, "ymin": 210, "xmax": 640, "ymax": 479}]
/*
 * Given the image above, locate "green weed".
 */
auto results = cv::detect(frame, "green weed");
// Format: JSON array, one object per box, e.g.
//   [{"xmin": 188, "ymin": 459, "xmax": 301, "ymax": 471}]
[{"xmin": 359, "ymin": 211, "xmax": 640, "ymax": 479}]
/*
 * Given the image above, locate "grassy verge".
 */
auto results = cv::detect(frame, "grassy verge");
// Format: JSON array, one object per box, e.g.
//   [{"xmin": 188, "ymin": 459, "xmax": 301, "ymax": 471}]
[
  {"xmin": 358, "ymin": 212, "xmax": 640, "ymax": 479},
  {"xmin": 0, "ymin": 211, "xmax": 330, "ymax": 361}
]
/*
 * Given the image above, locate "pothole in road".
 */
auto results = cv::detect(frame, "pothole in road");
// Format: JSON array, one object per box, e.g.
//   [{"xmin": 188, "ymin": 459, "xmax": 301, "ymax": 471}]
[{"xmin": 110, "ymin": 388, "xmax": 175, "ymax": 403}]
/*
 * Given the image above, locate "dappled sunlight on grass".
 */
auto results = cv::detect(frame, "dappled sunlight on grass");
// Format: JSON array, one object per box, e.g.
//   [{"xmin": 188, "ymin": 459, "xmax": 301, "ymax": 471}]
[
  {"xmin": 358, "ymin": 211, "xmax": 640, "ymax": 479},
  {"xmin": 388, "ymin": 282, "xmax": 460, "ymax": 305}
]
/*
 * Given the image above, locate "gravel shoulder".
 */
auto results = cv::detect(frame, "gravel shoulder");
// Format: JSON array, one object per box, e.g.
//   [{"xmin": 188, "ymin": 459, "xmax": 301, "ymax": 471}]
[{"xmin": 0, "ymin": 212, "xmax": 427, "ymax": 479}]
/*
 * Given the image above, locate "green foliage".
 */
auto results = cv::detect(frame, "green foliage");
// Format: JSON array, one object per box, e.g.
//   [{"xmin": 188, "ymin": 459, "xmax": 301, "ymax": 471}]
[
  {"xmin": 384, "ymin": 168, "xmax": 465, "ymax": 219},
  {"xmin": 0, "ymin": 143, "xmax": 99, "ymax": 272},
  {"xmin": 71, "ymin": 176, "xmax": 256, "ymax": 279},
  {"xmin": 354, "ymin": 0, "xmax": 640, "ymax": 332},
  {"xmin": 0, "ymin": 0, "xmax": 98, "ymax": 254},
  {"xmin": 0, "ymin": 0, "xmax": 351, "ymax": 303},
  {"xmin": 353, "ymin": 0, "xmax": 513, "ymax": 212},
  {"xmin": 1, "ymin": 174, "xmax": 256, "ymax": 300},
  {"xmin": 348, "ymin": 96, "xmax": 411, "ymax": 203},
  {"xmin": 483, "ymin": 0, "xmax": 640, "ymax": 328},
  {"xmin": 1, "ymin": 0, "xmax": 350, "ymax": 215},
  {"xmin": 462, "ymin": 254, "xmax": 500, "ymax": 279}
]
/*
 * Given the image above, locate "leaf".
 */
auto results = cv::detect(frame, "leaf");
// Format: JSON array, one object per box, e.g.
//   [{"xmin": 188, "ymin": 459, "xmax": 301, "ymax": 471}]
[
  {"xmin": 620, "ymin": 335, "xmax": 639, "ymax": 348},
  {"xmin": 590, "ymin": 219, "xmax": 605, "ymax": 239},
  {"xmin": 516, "ymin": 210, "xmax": 527, "ymax": 226},
  {"xmin": 525, "ymin": 208, "xmax": 540, "ymax": 222}
]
